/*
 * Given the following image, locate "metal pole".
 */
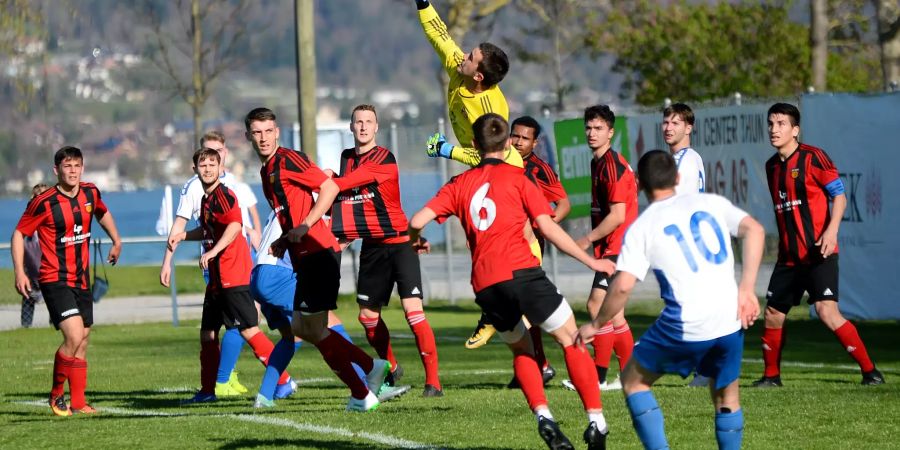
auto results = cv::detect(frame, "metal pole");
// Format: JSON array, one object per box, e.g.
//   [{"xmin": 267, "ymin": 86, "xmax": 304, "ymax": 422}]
[
  {"xmin": 390, "ymin": 122, "xmax": 399, "ymax": 160},
  {"xmin": 438, "ymin": 118, "xmax": 454, "ymax": 304},
  {"xmin": 296, "ymin": 0, "xmax": 317, "ymax": 160}
]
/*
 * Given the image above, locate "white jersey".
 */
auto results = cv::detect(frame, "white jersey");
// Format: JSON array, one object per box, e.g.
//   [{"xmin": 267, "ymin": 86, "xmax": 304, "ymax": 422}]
[
  {"xmin": 175, "ymin": 171, "xmax": 257, "ymax": 228},
  {"xmin": 673, "ymin": 147, "xmax": 705, "ymax": 195},
  {"xmin": 618, "ymin": 193, "xmax": 747, "ymax": 341},
  {"xmin": 255, "ymin": 211, "xmax": 293, "ymax": 269}
]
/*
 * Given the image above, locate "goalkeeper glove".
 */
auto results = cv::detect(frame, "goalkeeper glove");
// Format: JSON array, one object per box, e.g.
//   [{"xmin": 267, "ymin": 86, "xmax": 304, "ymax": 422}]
[{"xmin": 426, "ymin": 133, "xmax": 454, "ymax": 159}]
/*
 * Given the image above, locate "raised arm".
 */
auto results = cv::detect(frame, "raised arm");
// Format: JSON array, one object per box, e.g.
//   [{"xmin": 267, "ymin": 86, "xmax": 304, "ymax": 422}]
[{"xmin": 416, "ymin": 0, "xmax": 464, "ymax": 76}]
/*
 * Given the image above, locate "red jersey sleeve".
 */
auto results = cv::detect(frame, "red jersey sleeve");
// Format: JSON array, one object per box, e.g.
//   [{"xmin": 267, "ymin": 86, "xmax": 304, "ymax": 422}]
[
  {"xmin": 15, "ymin": 197, "xmax": 47, "ymax": 237},
  {"xmin": 335, "ymin": 159, "xmax": 396, "ymax": 191},
  {"xmin": 607, "ymin": 168, "xmax": 635, "ymax": 204},
  {"xmin": 90, "ymin": 185, "xmax": 109, "ymax": 219},
  {"xmin": 425, "ymin": 180, "xmax": 459, "ymax": 225},
  {"xmin": 283, "ymin": 152, "xmax": 329, "ymax": 190},
  {"xmin": 520, "ymin": 177, "xmax": 555, "ymax": 221},
  {"xmin": 540, "ymin": 177, "xmax": 567, "ymax": 204},
  {"xmin": 808, "ymin": 148, "xmax": 841, "ymax": 188},
  {"xmin": 216, "ymin": 189, "xmax": 243, "ymax": 225}
]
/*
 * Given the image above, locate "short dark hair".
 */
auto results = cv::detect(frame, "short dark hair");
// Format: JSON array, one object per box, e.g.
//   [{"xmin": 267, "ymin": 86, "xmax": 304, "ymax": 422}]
[
  {"xmin": 192, "ymin": 148, "xmax": 221, "ymax": 168},
  {"xmin": 244, "ymin": 107, "xmax": 277, "ymax": 130},
  {"xmin": 201, "ymin": 130, "xmax": 226, "ymax": 146},
  {"xmin": 584, "ymin": 105, "xmax": 615, "ymax": 128},
  {"xmin": 54, "ymin": 146, "xmax": 83, "ymax": 166},
  {"xmin": 477, "ymin": 42, "xmax": 509, "ymax": 88},
  {"xmin": 511, "ymin": 116, "xmax": 541, "ymax": 138},
  {"xmin": 637, "ymin": 149, "xmax": 677, "ymax": 197},
  {"xmin": 472, "ymin": 113, "xmax": 509, "ymax": 153},
  {"xmin": 351, "ymin": 104, "xmax": 378, "ymax": 122},
  {"xmin": 767, "ymin": 102, "xmax": 800, "ymax": 126},
  {"xmin": 663, "ymin": 103, "xmax": 694, "ymax": 125}
]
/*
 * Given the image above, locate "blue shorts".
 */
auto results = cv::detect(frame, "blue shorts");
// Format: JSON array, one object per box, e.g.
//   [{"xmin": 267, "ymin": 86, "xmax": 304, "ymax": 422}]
[
  {"xmin": 250, "ymin": 264, "xmax": 296, "ymax": 330},
  {"xmin": 634, "ymin": 326, "xmax": 744, "ymax": 390}
]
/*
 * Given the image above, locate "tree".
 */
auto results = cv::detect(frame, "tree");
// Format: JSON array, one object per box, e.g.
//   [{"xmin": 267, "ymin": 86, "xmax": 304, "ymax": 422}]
[
  {"xmin": 811, "ymin": 0, "xmax": 828, "ymax": 91},
  {"xmin": 874, "ymin": 0, "xmax": 900, "ymax": 90},
  {"xmin": 586, "ymin": 0, "xmax": 880, "ymax": 106},
  {"xmin": 139, "ymin": 0, "xmax": 249, "ymax": 147},
  {"xmin": 0, "ymin": 0, "xmax": 49, "ymax": 114}
]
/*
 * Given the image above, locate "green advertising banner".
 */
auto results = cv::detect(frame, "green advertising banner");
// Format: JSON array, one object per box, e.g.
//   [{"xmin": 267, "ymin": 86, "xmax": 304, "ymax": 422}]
[{"xmin": 553, "ymin": 117, "xmax": 629, "ymax": 218}]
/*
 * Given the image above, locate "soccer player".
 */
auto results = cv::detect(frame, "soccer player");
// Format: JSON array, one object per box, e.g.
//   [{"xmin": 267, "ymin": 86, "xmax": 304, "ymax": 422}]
[
  {"xmin": 505, "ymin": 115, "xmax": 571, "ymax": 389},
  {"xmin": 662, "ymin": 103, "xmax": 705, "ymax": 195},
  {"xmin": 159, "ymin": 131, "xmax": 263, "ymax": 397},
  {"xmin": 329, "ymin": 104, "xmax": 443, "ymax": 397},
  {"xmin": 168, "ymin": 149, "xmax": 295, "ymax": 405},
  {"xmin": 576, "ymin": 149, "xmax": 764, "ymax": 450},
  {"xmin": 753, "ymin": 103, "xmax": 884, "ymax": 387},
  {"xmin": 662, "ymin": 102, "xmax": 709, "ymax": 388},
  {"xmin": 571, "ymin": 105, "xmax": 638, "ymax": 391},
  {"xmin": 245, "ymin": 107, "xmax": 392, "ymax": 412},
  {"xmin": 19, "ymin": 183, "xmax": 51, "ymax": 328},
  {"xmin": 11, "ymin": 146, "xmax": 123, "ymax": 416},
  {"xmin": 409, "ymin": 114, "xmax": 614, "ymax": 450}
]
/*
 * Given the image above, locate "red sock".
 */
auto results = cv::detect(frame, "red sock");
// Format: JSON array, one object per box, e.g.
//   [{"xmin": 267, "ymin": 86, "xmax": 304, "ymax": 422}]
[
  {"xmin": 613, "ymin": 322, "xmax": 634, "ymax": 371},
  {"xmin": 529, "ymin": 326, "xmax": 548, "ymax": 369},
  {"xmin": 51, "ymin": 350, "xmax": 73, "ymax": 398},
  {"xmin": 359, "ymin": 315, "xmax": 397, "ymax": 369},
  {"xmin": 200, "ymin": 340, "xmax": 220, "ymax": 394},
  {"xmin": 564, "ymin": 344, "xmax": 602, "ymax": 411},
  {"xmin": 761, "ymin": 327, "xmax": 784, "ymax": 377},
  {"xmin": 406, "ymin": 310, "xmax": 441, "ymax": 389},
  {"xmin": 315, "ymin": 332, "xmax": 370, "ymax": 399},
  {"xmin": 513, "ymin": 353, "xmax": 547, "ymax": 411},
  {"xmin": 833, "ymin": 321, "xmax": 875, "ymax": 373},
  {"xmin": 69, "ymin": 358, "xmax": 88, "ymax": 409},
  {"xmin": 246, "ymin": 332, "xmax": 291, "ymax": 384},
  {"xmin": 591, "ymin": 322, "xmax": 615, "ymax": 377}
]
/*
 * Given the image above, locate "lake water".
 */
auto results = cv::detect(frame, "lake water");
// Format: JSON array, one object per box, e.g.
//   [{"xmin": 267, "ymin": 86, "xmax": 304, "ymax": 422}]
[{"xmin": 0, "ymin": 172, "xmax": 445, "ymax": 268}]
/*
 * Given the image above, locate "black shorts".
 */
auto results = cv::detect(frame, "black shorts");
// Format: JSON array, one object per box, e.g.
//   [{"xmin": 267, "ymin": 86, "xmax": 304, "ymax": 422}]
[
  {"xmin": 357, "ymin": 241, "xmax": 424, "ymax": 307},
  {"xmin": 766, "ymin": 255, "xmax": 839, "ymax": 314},
  {"xmin": 201, "ymin": 287, "xmax": 260, "ymax": 331},
  {"xmin": 475, "ymin": 268, "xmax": 565, "ymax": 333},
  {"xmin": 41, "ymin": 283, "xmax": 93, "ymax": 329},
  {"xmin": 294, "ymin": 249, "xmax": 341, "ymax": 314},
  {"xmin": 591, "ymin": 255, "xmax": 619, "ymax": 291}
]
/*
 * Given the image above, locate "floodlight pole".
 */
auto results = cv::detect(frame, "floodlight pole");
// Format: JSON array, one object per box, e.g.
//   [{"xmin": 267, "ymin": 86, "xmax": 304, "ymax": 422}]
[{"xmin": 295, "ymin": 0, "xmax": 317, "ymax": 160}]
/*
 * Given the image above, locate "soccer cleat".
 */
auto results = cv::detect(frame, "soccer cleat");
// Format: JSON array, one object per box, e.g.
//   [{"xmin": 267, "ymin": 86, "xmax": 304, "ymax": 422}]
[
  {"xmin": 253, "ymin": 394, "xmax": 276, "ymax": 408},
  {"xmin": 583, "ymin": 422, "xmax": 608, "ymax": 450},
  {"xmin": 215, "ymin": 381, "xmax": 243, "ymax": 397},
  {"xmin": 537, "ymin": 416, "xmax": 575, "ymax": 450},
  {"xmin": 228, "ymin": 371, "xmax": 249, "ymax": 394},
  {"xmin": 377, "ymin": 384, "xmax": 411, "ymax": 402},
  {"xmin": 49, "ymin": 395, "xmax": 72, "ymax": 417},
  {"xmin": 422, "ymin": 384, "xmax": 444, "ymax": 397},
  {"xmin": 465, "ymin": 320, "xmax": 496, "ymax": 349},
  {"xmin": 366, "ymin": 359, "xmax": 392, "ymax": 395},
  {"xmin": 274, "ymin": 378, "xmax": 298, "ymax": 399},
  {"xmin": 688, "ymin": 374, "xmax": 711, "ymax": 387},
  {"xmin": 862, "ymin": 368, "xmax": 885, "ymax": 385},
  {"xmin": 386, "ymin": 363, "xmax": 404, "ymax": 387},
  {"xmin": 751, "ymin": 375, "xmax": 783, "ymax": 388},
  {"xmin": 182, "ymin": 392, "xmax": 218, "ymax": 404},
  {"xmin": 71, "ymin": 404, "xmax": 98, "ymax": 415},
  {"xmin": 508, "ymin": 364, "xmax": 557, "ymax": 389},
  {"xmin": 346, "ymin": 391, "xmax": 380, "ymax": 412},
  {"xmin": 602, "ymin": 376, "xmax": 622, "ymax": 391}
]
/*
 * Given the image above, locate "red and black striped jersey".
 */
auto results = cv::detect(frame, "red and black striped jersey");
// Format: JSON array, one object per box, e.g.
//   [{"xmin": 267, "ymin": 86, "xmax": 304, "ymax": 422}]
[
  {"xmin": 426, "ymin": 159, "xmax": 552, "ymax": 292},
  {"xmin": 523, "ymin": 152, "xmax": 567, "ymax": 205},
  {"xmin": 765, "ymin": 143, "xmax": 842, "ymax": 265},
  {"xmin": 200, "ymin": 183, "xmax": 252, "ymax": 291},
  {"xmin": 15, "ymin": 183, "xmax": 109, "ymax": 289},
  {"xmin": 590, "ymin": 149, "xmax": 638, "ymax": 258},
  {"xmin": 260, "ymin": 147, "xmax": 339, "ymax": 258},
  {"xmin": 331, "ymin": 146, "xmax": 409, "ymax": 243}
]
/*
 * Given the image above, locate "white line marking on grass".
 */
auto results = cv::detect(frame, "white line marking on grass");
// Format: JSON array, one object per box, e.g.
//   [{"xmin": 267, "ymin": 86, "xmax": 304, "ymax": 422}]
[
  {"xmin": 155, "ymin": 387, "xmax": 195, "ymax": 393},
  {"xmin": 294, "ymin": 377, "xmax": 336, "ymax": 385},
  {"xmin": 742, "ymin": 358, "xmax": 896, "ymax": 373},
  {"xmin": 13, "ymin": 400, "xmax": 440, "ymax": 449}
]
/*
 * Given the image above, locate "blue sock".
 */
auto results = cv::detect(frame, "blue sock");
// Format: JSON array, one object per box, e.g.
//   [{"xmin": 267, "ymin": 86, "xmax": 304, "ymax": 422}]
[
  {"xmin": 715, "ymin": 409, "xmax": 743, "ymax": 450},
  {"xmin": 294, "ymin": 340, "xmax": 302, "ymax": 352},
  {"xmin": 329, "ymin": 324, "xmax": 366, "ymax": 382},
  {"xmin": 626, "ymin": 391, "xmax": 669, "ymax": 450},
  {"xmin": 259, "ymin": 338, "xmax": 296, "ymax": 400},
  {"xmin": 217, "ymin": 328, "xmax": 245, "ymax": 383}
]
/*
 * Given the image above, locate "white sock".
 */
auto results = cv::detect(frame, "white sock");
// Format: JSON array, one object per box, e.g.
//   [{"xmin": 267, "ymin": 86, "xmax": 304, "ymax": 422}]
[
  {"xmin": 535, "ymin": 408, "xmax": 554, "ymax": 422},
  {"xmin": 589, "ymin": 412, "xmax": 608, "ymax": 433}
]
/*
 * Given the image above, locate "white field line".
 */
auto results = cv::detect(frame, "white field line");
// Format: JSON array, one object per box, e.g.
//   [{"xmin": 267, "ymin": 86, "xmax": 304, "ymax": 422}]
[
  {"xmin": 741, "ymin": 358, "xmax": 897, "ymax": 373},
  {"xmin": 13, "ymin": 400, "xmax": 438, "ymax": 449}
]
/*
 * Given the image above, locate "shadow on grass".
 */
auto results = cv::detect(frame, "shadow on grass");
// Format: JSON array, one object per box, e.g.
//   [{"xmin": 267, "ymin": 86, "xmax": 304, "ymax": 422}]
[{"xmin": 216, "ymin": 437, "xmax": 509, "ymax": 450}]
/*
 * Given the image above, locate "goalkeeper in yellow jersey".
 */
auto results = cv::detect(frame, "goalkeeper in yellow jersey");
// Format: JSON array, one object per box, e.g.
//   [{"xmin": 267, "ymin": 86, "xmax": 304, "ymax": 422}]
[{"xmin": 417, "ymin": 0, "xmax": 549, "ymax": 355}]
